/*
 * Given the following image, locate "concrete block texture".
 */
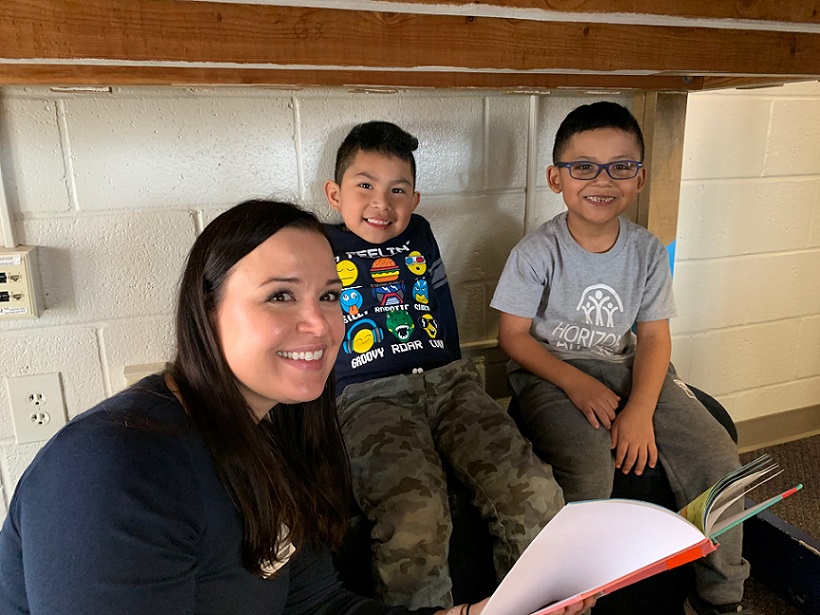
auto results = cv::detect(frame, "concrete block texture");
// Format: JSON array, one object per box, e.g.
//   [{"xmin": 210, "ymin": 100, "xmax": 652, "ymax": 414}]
[
  {"xmin": 672, "ymin": 251, "xmax": 820, "ymax": 333},
  {"xmin": 766, "ymin": 97, "xmax": 820, "ymax": 177},
  {"xmin": 4, "ymin": 210, "xmax": 198, "ymax": 326},
  {"xmin": 0, "ymin": 96, "xmax": 71, "ymax": 215},
  {"xmin": 684, "ymin": 319, "xmax": 801, "ymax": 396},
  {"xmin": 681, "ymin": 94, "xmax": 772, "ymax": 180},
  {"xmin": 718, "ymin": 375, "xmax": 820, "ymax": 422},
  {"xmin": 451, "ymin": 282, "xmax": 488, "ymax": 344},
  {"xmin": 795, "ymin": 314, "xmax": 820, "ymax": 379},
  {"xmin": 676, "ymin": 179, "xmax": 819, "ymax": 259},
  {"xmin": 63, "ymin": 90, "xmax": 299, "ymax": 210},
  {"xmin": 486, "ymin": 96, "xmax": 530, "ymax": 191},
  {"xmin": 676, "ymin": 82, "xmax": 820, "ymax": 427},
  {"xmin": 423, "ymin": 193, "xmax": 525, "ymax": 343},
  {"xmin": 423, "ymin": 193, "xmax": 525, "ymax": 285}
]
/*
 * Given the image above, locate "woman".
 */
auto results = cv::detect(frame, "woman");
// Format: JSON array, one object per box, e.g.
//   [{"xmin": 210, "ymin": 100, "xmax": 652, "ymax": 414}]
[{"xmin": 0, "ymin": 200, "xmax": 593, "ymax": 615}]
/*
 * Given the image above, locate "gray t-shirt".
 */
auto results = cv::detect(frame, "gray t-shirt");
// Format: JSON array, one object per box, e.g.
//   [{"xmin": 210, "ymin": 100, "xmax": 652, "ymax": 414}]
[{"xmin": 490, "ymin": 212, "xmax": 676, "ymax": 364}]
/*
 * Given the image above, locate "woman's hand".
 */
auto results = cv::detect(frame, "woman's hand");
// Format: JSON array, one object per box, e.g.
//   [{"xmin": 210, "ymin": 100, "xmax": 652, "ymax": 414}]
[
  {"xmin": 435, "ymin": 599, "xmax": 489, "ymax": 615},
  {"xmin": 450, "ymin": 594, "xmax": 595, "ymax": 615},
  {"xmin": 557, "ymin": 595, "xmax": 597, "ymax": 614}
]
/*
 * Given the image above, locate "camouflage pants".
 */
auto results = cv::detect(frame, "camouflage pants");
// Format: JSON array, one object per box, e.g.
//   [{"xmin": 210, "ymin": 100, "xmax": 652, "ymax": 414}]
[{"xmin": 337, "ymin": 359, "xmax": 564, "ymax": 609}]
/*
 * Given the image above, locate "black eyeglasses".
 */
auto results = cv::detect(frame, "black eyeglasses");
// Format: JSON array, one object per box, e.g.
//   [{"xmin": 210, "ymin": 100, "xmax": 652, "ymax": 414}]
[{"xmin": 555, "ymin": 160, "xmax": 643, "ymax": 180}]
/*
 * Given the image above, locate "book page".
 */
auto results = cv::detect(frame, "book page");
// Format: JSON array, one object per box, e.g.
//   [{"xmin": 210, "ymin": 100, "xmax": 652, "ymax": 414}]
[
  {"xmin": 705, "ymin": 468, "xmax": 782, "ymax": 535},
  {"xmin": 481, "ymin": 499, "xmax": 709, "ymax": 615},
  {"xmin": 679, "ymin": 455, "xmax": 777, "ymax": 533}
]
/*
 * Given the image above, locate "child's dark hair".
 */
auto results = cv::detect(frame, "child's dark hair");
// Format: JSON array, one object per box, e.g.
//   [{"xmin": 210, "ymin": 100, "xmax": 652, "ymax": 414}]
[
  {"xmin": 552, "ymin": 101, "xmax": 645, "ymax": 163},
  {"xmin": 334, "ymin": 121, "xmax": 419, "ymax": 186}
]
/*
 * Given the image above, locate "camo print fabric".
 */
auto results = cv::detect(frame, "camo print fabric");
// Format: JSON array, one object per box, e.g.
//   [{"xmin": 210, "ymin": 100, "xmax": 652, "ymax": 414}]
[{"xmin": 337, "ymin": 359, "xmax": 565, "ymax": 609}]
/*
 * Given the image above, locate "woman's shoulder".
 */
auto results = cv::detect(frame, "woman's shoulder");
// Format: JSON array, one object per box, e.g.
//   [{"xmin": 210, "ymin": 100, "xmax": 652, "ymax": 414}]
[
  {"xmin": 60, "ymin": 374, "xmax": 188, "ymax": 443},
  {"xmin": 18, "ymin": 375, "xmax": 200, "ymax": 495}
]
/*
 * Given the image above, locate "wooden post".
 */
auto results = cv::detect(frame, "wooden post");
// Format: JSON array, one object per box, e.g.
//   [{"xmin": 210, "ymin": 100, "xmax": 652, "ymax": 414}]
[{"xmin": 631, "ymin": 92, "xmax": 689, "ymax": 248}]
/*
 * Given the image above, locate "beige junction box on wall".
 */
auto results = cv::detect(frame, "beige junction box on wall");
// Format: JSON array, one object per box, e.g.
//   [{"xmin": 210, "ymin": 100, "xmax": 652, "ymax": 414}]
[{"xmin": 0, "ymin": 246, "xmax": 43, "ymax": 319}]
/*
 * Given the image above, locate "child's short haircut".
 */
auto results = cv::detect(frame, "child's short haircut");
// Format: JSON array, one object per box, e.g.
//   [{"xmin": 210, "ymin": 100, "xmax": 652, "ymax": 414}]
[
  {"xmin": 334, "ymin": 121, "xmax": 419, "ymax": 185},
  {"xmin": 552, "ymin": 101, "xmax": 645, "ymax": 164}
]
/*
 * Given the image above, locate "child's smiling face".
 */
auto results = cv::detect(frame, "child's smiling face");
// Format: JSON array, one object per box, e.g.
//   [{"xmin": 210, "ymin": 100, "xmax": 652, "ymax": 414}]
[
  {"xmin": 547, "ymin": 127, "xmax": 646, "ymax": 235},
  {"xmin": 324, "ymin": 150, "xmax": 420, "ymax": 244}
]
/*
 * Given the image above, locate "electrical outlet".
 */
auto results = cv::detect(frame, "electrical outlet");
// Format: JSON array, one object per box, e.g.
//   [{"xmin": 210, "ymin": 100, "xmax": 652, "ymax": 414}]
[{"xmin": 6, "ymin": 373, "xmax": 67, "ymax": 444}]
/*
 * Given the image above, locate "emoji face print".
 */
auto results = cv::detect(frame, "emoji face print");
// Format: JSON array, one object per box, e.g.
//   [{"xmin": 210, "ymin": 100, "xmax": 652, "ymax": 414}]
[
  {"xmin": 337, "ymin": 259, "xmax": 359, "ymax": 286},
  {"xmin": 412, "ymin": 279, "xmax": 429, "ymax": 304},
  {"xmin": 386, "ymin": 310, "xmax": 415, "ymax": 342},
  {"xmin": 352, "ymin": 328, "xmax": 375, "ymax": 353},
  {"xmin": 405, "ymin": 251, "xmax": 427, "ymax": 275},
  {"xmin": 343, "ymin": 318, "xmax": 384, "ymax": 354},
  {"xmin": 340, "ymin": 288, "xmax": 363, "ymax": 315},
  {"xmin": 418, "ymin": 313, "xmax": 438, "ymax": 339}
]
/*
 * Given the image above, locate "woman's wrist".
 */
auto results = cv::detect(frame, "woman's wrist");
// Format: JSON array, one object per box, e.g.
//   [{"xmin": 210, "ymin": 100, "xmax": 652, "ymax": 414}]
[{"xmin": 439, "ymin": 603, "xmax": 470, "ymax": 615}]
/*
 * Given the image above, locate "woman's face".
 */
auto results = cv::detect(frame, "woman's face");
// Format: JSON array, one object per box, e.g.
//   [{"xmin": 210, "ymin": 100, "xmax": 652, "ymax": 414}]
[{"xmin": 215, "ymin": 227, "xmax": 344, "ymax": 420}]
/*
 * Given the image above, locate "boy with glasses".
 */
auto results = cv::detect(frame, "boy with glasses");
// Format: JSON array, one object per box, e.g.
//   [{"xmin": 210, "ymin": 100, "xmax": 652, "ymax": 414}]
[{"xmin": 491, "ymin": 102, "xmax": 749, "ymax": 615}]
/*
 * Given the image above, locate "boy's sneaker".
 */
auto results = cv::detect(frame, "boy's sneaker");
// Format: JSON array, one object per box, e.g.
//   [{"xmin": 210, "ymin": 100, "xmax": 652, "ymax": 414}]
[{"xmin": 684, "ymin": 594, "xmax": 747, "ymax": 615}]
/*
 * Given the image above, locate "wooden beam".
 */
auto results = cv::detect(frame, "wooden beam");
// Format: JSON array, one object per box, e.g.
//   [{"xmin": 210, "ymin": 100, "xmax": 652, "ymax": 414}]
[
  {"xmin": 2, "ymin": 1, "xmax": 820, "ymax": 85},
  {"xmin": 3, "ymin": 64, "xmax": 811, "ymax": 92},
  {"xmin": 631, "ymin": 92, "xmax": 688, "ymax": 246},
  {"xmin": 700, "ymin": 76, "xmax": 818, "ymax": 90},
  {"xmin": 0, "ymin": 64, "xmax": 704, "ymax": 90},
  {"xmin": 375, "ymin": 0, "xmax": 820, "ymax": 27}
]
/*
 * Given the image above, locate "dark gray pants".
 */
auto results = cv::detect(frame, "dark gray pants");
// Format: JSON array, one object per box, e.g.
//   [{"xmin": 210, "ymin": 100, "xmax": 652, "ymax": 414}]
[{"xmin": 509, "ymin": 359, "xmax": 749, "ymax": 606}]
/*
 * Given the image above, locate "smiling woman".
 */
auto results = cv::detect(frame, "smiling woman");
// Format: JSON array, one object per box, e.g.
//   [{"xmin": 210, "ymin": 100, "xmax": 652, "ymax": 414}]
[
  {"xmin": 0, "ymin": 201, "xmax": 446, "ymax": 615},
  {"xmin": 214, "ymin": 225, "xmax": 345, "ymax": 418}
]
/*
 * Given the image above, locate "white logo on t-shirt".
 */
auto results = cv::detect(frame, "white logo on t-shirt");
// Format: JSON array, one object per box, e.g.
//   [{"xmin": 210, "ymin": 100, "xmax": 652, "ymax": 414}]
[{"xmin": 576, "ymin": 284, "xmax": 624, "ymax": 328}]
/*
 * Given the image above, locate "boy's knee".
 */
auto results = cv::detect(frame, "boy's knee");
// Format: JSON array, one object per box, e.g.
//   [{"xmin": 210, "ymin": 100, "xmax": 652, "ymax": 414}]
[
  {"xmin": 557, "ymin": 462, "xmax": 614, "ymax": 502},
  {"xmin": 375, "ymin": 492, "xmax": 452, "ymax": 549}
]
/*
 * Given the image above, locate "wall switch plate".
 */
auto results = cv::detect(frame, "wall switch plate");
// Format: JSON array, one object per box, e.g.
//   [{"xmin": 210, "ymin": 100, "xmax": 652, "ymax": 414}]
[
  {"xmin": 0, "ymin": 246, "xmax": 43, "ymax": 320},
  {"xmin": 6, "ymin": 373, "xmax": 67, "ymax": 444}
]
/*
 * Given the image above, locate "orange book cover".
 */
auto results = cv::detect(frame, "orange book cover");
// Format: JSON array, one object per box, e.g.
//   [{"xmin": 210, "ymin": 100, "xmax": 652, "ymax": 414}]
[
  {"xmin": 481, "ymin": 499, "xmax": 718, "ymax": 615},
  {"xmin": 481, "ymin": 455, "xmax": 799, "ymax": 615}
]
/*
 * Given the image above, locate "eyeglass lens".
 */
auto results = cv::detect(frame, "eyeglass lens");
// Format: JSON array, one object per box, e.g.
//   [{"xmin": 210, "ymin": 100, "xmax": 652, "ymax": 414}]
[{"xmin": 568, "ymin": 161, "xmax": 639, "ymax": 180}]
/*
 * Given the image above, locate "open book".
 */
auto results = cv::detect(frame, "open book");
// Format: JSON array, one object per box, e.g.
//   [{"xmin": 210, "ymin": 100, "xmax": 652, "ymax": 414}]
[{"xmin": 482, "ymin": 454, "xmax": 801, "ymax": 615}]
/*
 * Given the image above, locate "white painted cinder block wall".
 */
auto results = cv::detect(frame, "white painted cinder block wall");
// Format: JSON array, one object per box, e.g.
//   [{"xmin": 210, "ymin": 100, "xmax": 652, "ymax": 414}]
[
  {"xmin": 672, "ymin": 81, "xmax": 820, "ymax": 424},
  {"xmin": 0, "ymin": 82, "xmax": 817, "ymax": 518}
]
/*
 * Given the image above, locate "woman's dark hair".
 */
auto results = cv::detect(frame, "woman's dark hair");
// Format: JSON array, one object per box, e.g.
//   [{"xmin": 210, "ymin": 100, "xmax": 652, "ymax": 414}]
[
  {"xmin": 552, "ymin": 101, "xmax": 645, "ymax": 163},
  {"xmin": 170, "ymin": 199, "xmax": 351, "ymax": 574},
  {"xmin": 334, "ymin": 120, "xmax": 418, "ymax": 186}
]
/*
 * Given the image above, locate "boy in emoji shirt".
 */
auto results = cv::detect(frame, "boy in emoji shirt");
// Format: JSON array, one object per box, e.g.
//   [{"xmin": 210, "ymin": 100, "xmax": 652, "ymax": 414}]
[{"xmin": 323, "ymin": 121, "xmax": 564, "ymax": 611}]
